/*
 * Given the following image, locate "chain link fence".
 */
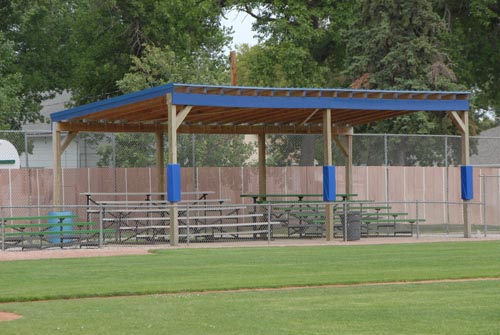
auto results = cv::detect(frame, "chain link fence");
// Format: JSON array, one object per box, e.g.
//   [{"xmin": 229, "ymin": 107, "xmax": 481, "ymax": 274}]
[
  {"xmin": 1, "ymin": 130, "xmax": 498, "ymax": 168},
  {"xmin": 1, "ymin": 130, "xmax": 500, "ymax": 244},
  {"xmin": 1, "ymin": 200, "xmax": 490, "ymax": 250}
]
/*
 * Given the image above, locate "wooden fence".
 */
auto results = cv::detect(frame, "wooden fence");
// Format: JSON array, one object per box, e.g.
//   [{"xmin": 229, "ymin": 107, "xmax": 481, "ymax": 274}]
[{"xmin": 0, "ymin": 166, "xmax": 497, "ymax": 226}]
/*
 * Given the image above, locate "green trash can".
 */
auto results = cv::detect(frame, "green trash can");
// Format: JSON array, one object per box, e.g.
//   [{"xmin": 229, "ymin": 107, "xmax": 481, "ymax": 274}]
[
  {"xmin": 340, "ymin": 212, "xmax": 361, "ymax": 241},
  {"xmin": 48, "ymin": 211, "xmax": 74, "ymax": 244}
]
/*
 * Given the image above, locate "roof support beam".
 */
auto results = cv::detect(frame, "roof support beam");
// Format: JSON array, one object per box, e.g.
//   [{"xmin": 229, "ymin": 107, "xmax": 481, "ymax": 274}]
[
  {"xmin": 334, "ymin": 128, "xmax": 354, "ymax": 198},
  {"xmin": 323, "ymin": 109, "xmax": 334, "ymax": 242},
  {"xmin": 60, "ymin": 131, "xmax": 78, "ymax": 153},
  {"xmin": 53, "ymin": 127, "xmax": 78, "ymax": 209},
  {"xmin": 52, "ymin": 122, "xmax": 63, "ymax": 209},
  {"xmin": 449, "ymin": 110, "xmax": 471, "ymax": 238},
  {"xmin": 176, "ymin": 106, "xmax": 193, "ymax": 128},
  {"xmin": 258, "ymin": 133, "xmax": 266, "ymax": 202},
  {"xmin": 156, "ymin": 129, "xmax": 165, "ymax": 200},
  {"xmin": 57, "ymin": 121, "xmax": 354, "ymax": 136},
  {"xmin": 167, "ymin": 94, "xmax": 179, "ymax": 246},
  {"xmin": 447, "ymin": 111, "xmax": 467, "ymax": 134},
  {"xmin": 345, "ymin": 133, "xmax": 353, "ymax": 197},
  {"xmin": 300, "ymin": 108, "xmax": 320, "ymax": 126},
  {"xmin": 333, "ymin": 136, "xmax": 348, "ymax": 157}
]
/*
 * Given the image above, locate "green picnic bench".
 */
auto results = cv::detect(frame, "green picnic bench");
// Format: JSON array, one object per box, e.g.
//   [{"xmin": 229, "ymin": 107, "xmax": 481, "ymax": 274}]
[
  {"xmin": 1, "ymin": 214, "xmax": 113, "ymax": 250},
  {"xmin": 361, "ymin": 216, "xmax": 425, "ymax": 237},
  {"xmin": 276, "ymin": 207, "xmax": 422, "ymax": 238}
]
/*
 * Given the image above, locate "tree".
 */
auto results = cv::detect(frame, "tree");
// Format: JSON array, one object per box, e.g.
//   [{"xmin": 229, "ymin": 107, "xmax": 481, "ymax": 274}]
[
  {"xmin": 435, "ymin": 0, "xmax": 500, "ymax": 116},
  {"xmin": 231, "ymin": 1, "xmax": 356, "ymax": 166},
  {"xmin": 343, "ymin": 0, "xmax": 472, "ymax": 165},
  {"xmin": 66, "ymin": 0, "xmax": 230, "ymax": 104},
  {"xmin": 1, "ymin": 0, "xmax": 230, "ymax": 106},
  {"xmin": 232, "ymin": 0, "xmax": 356, "ymax": 87},
  {"xmin": 0, "ymin": 33, "xmax": 42, "ymax": 130},
  {"xmin": 0, "ymin": 0, "xmax": 73, "ymax": 95},
  {"xmin": 236, "ymin": 43, "xmax": 331, "ymax": 166},
  {"xmin": 91, "ymin": 45, "xmax": 255, "ymax": 168}
]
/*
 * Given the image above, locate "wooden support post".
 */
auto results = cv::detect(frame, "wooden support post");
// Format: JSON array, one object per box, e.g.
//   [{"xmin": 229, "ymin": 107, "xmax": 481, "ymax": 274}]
[
  {"xmin": 258, "ymin": 133, "xmax": 266, "ymax": 202},
  {"xmin": 156, "ymin": 129, "xmax": 165, "ymax": 200},
  {"xmin": 323, "ymin": 109, "xmax": 334, "ymax": 241},
  {"xmin": 52, "ymin": 122, "xmax": 63, "ymax": 209},
  {"xmin": 167, "ymin": 94, "xmax": 179, "ymax": 246},
  {"xmin": 448, "ymin": 110, "xmax": 471, "ymax": 238},
  {"xmin": 346, "ymin": 132, "xmax": 353, "ymax": 197},
  {"xmin": 333, "ymin": 128, "xmax": 354, "ymax": 198},
  {"xmin": 461, "ymin": 111, "xmax": 471, "ymax": 238}
]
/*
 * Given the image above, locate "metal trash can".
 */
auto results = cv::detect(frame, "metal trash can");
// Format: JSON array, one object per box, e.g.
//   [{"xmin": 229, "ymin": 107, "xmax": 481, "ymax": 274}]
[
  {"xmin": 340, "ymin": 212, "xmax": 361, "ymax": 241},
  {"xmin": 48, "ymin": 211, "xmax": 74, "ymax": 244}
]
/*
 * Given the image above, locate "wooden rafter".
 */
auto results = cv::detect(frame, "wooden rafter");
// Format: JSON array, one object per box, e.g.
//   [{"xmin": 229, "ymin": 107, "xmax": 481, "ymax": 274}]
[
  {"xmin": 300, "ymin": 109, "xmax": 320, "ymax": 126},
  {"xmin": 176, "ymin": 105, "xmax": 193, "ymax": 128},
  {"xmin": 333, "ymin": 136, "xmax": 348, "ymax": 157},
  {"xmin": 447, "ymin": 111, "xmax": 467, "ymax": 134},
  {"xmin": 60, "ymin": 131, "xmax": 78, "ymax": 153}
]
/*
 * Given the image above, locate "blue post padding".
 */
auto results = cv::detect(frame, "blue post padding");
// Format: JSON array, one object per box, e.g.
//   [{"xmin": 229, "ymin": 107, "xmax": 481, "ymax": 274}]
[
  {"xmin": 323, "ymin": 165, "xmax": 336, "ymax": 202},
  {"xmin": 167, "ymin": 164, "xmax": 181, "ymax": 202},
  {"xmin": 461, "ymin": 165, "xmax": 473, "ymax": 200}
]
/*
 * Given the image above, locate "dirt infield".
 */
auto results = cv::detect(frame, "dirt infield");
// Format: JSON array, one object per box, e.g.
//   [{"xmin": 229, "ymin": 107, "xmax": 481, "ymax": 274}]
[
  {"xmin": 1, "ymin": 236, "xmax": 498, "ymax": 262},
  {"xmin": 0, "ymin": 312, "xmax": 22, "ymax": 322},
  {"xmin": 0, "ymin": 246, "xmax": 153, "ymax": 261}
]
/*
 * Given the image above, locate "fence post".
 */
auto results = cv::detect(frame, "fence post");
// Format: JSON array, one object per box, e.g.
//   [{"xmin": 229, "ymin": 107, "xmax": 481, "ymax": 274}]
[
  {"xmin": 483, "ymin": 175, "xmax": 487, "ymax": 237},
  {"xmin": 445, "ymin": 135, "xmax": 450, "ymax": 231},
  {"xmin": 24, "ymin": 131, "xmax": 29, "ymax": 168},
  {"xmin": 186, "ymin": 205, "xmax": 190, "ymax": 247},
  {"xmin": 415, "ymin": 200, "xmax": 420, "ymax": 239},
  {"xmin": 343, "ymin": 197, "xmax": 348, "ymax": 242},
  {"xmin": 267, "ymin": 203, "xmax": 271, "ymax": 243},
  {"xmin": 99, "ymin": 205, "xmax": 104, "ymax": 248},
  {"xmin": 1, "ymin": 208, "xmax": 5, "ymax": 251},
  {"xmin": 384, "ymin": 134, "xmax": 388, "ymax": 166}
]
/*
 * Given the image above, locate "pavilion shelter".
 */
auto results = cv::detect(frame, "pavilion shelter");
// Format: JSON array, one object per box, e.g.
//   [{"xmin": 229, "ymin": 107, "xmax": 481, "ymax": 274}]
[{"xmin": 50, "ymin": 83, "xmax": 471, "ymax": 244}]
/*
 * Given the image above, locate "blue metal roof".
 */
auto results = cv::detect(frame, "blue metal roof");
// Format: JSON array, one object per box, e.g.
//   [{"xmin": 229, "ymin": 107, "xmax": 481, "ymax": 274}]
[{"xmin": 50, "ymin": 83, "xmax": 470, "ymax": 133}]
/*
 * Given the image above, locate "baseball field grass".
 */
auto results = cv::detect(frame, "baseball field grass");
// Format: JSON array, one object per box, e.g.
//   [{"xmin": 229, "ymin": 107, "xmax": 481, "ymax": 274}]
[{"xmin": 1, "ymin": 241, "xmax": 499, "ymax": 334}]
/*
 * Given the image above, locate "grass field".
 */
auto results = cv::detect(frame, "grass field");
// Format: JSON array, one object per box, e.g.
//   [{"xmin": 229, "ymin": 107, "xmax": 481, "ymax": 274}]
[{"xmin": 1, "ymin": 241, "xmax": 500, "ymax": 334}]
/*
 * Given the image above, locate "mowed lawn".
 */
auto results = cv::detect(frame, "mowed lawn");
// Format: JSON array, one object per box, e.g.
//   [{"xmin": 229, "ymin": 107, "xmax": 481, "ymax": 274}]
[{"xmin": 1, "ymin": 241, "xmax": 500, "ymax": 334}]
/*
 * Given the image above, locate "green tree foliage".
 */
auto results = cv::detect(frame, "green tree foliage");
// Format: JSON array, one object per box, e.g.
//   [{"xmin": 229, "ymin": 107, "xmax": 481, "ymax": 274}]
[
  {"xmin": 0, "ymin": 1, "xmax": 73, "ymax": 95},
  {"xmin": 92, "ymin": 45, "xmax": 255, "ymax": 168},
  {"xmin": 436, "ymin": 0, "xmax": 500, "ymax": 113},
  {"xmin": 66, "ymin": 0, "xmax": 230, "ymax": 104},
  {"xmin": 0, "ymin": 33, "xmax": 42, "ymax": 130},
  {"xmin": 117, "ymin": 45, "xmax": 230, "ymax": 90},
  {"xmin": 1, "ymin": 0, "xmax": 230, "ymax": 107},
  {"xmin": 232, "ymin": 0, "xmax": 354, "ymax": 166},
  {"xmin": 343, "ymin": 0, "xmax": 472, "ymax": 165},
  {"xmin": 344, "ymin": 0, "xmax": 460, "ymax": 91},
  {"xmin": 233, "ymin": 0, "xmax": 354, "ymax": 86}
]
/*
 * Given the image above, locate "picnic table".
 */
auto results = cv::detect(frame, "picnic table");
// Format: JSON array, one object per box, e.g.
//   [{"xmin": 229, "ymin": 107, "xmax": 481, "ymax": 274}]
[
  {"xmin": 1, "ymin": 214, "xmax": 108, "ymax": 250},
  {"xmin": 82, "ymin": 191, "xmax": 215, "ymax": 206},
  {"xmin": 240, "ymin": 193, "xmax": 357, "ymax": 203}
]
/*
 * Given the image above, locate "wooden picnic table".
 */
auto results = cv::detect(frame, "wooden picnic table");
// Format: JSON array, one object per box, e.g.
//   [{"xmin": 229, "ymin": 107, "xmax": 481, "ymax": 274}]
[{"xmin": 240, "ymin": 193, "xmax": 357, "ymax": 203}]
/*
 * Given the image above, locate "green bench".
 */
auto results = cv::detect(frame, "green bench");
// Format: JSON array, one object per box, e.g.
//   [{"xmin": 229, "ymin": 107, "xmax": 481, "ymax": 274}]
[
  {"xmin": 1, "ymin": 214, "xmax": 113, "ymax": 250},
  {"xmin": 282, "ymin": 210, "xmax": 423, "ymax": 238},
  {"xmin": 361, "ymin": 218, "xmax": 425, "ymax": 237}
]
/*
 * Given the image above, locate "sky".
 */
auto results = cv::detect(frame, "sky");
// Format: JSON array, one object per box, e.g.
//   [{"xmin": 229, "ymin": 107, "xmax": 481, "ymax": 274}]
[{"xmin": 221, "ymin": 10, "xmax": 258, "ymax": 50}]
